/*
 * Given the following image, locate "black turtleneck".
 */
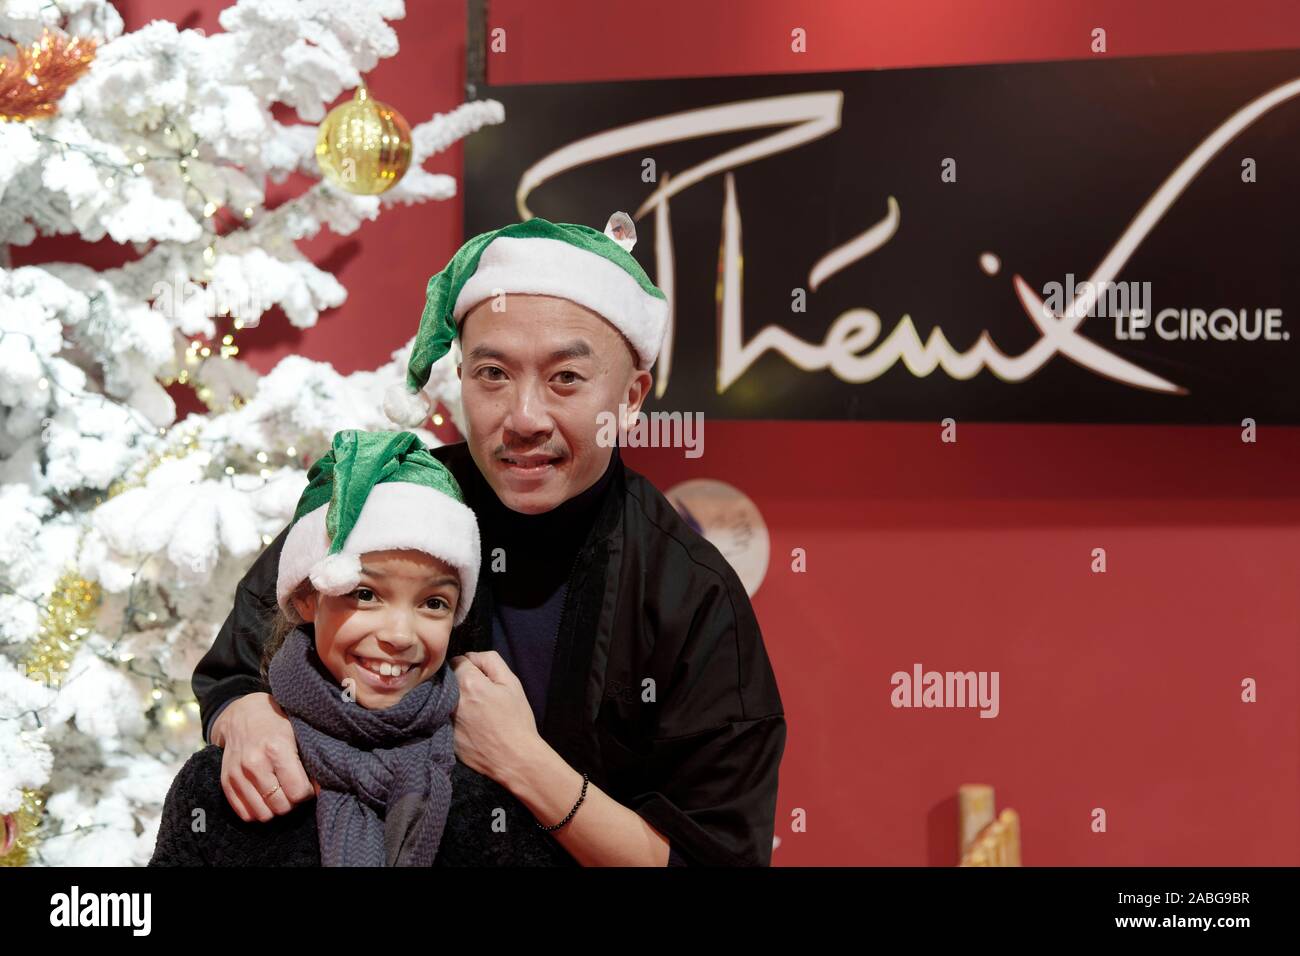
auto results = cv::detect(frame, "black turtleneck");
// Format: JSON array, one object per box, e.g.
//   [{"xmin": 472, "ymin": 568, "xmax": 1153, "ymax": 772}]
[{"xmin": 469, "ymin": 446, "xmax": 620, "ymax": 729}]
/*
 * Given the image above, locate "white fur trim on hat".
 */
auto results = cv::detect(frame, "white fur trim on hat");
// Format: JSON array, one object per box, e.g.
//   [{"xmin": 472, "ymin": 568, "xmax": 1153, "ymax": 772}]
[
  {"xmin": 452, "ymin": 235, "xmax": 669, "ymax": 370},
  {"xmin": 277, "ymin": 481, "xmax": 481, "ymax": 626},
  {"xmin": 309, "ymin": 552, "xmax": 363, "ymax": 595},
  {"xmin": 383, "ymin": 382, "xmax": 433, "ymax": 428}
]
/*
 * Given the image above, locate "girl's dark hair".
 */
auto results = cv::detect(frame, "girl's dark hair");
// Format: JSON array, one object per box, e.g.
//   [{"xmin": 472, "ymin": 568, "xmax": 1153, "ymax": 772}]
[{"xmin": 260, "ymin": 583, "xmax": 310, "ymax": 685}]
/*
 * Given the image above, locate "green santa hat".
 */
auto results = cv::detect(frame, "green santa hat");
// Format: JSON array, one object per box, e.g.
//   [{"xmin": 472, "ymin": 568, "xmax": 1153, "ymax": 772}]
[
  {"xmin": 383, "ymin": 212, "xmax": 669, "ymax": 427},
  {"xmin": 276, "ymin": 429, "xmax": 480, "ymax": 626}
]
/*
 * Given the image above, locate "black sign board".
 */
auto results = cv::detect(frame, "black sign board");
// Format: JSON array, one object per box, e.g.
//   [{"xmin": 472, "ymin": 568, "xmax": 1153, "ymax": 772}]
[{"xmin": 465, "ymin": 51, "xmax": 1300, "ymax": 423}]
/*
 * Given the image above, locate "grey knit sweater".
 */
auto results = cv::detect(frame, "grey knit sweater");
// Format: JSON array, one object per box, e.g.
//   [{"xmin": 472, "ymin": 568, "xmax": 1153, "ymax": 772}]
[{"xmin": 149, "ymin": 744, "xmax": 577, "ymax": 867}]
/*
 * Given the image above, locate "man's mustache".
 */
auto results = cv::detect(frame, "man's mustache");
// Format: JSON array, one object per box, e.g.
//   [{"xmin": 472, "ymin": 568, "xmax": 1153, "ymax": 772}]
[{"xmin": 494, "ymin": 444, "xmax": 567, "ymax": 459}]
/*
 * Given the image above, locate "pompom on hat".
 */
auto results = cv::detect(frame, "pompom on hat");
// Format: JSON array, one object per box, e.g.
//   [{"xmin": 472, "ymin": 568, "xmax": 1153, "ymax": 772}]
[
  {"xmin": 276, "ymin": 430, "xmax": 481, "ymax": 626},
  {"xmin": 383, "ymin": 212, "xmax": 669, "ymax": 427}
]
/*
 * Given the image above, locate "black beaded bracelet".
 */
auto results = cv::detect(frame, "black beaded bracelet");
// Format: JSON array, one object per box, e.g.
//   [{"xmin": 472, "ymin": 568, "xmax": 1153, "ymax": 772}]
[{"xmin": 537, "ymin": 771, "xmax": 589, "ymax": 831}]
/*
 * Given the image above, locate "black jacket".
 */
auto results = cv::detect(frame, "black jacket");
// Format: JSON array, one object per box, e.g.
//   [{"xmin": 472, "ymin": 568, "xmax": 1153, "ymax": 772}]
[
  {"xmin": 193, "ymin": 442, "xmax": 786, "ymax": 866},
  {"xmin": 149, "ymin": 745, "xmax": 575, "ymax": 866}
]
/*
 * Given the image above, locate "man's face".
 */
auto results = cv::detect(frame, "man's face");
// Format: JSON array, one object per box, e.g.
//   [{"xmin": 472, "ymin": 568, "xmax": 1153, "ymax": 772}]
[{"xmin": 457, "ymin": 294, "xmax": 652, "ymax": 514}]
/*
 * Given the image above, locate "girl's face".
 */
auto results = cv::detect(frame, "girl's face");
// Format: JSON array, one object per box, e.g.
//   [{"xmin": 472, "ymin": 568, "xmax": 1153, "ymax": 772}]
[{"xmin": 291, "ymin": 549, "xmax": 460, "ymax": 710}]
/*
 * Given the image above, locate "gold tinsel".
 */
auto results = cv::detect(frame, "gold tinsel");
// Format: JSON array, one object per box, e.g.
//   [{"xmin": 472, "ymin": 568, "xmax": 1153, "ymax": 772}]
[
  {"xmin": 0, "ymin": 28, "xmax": 97, "ymax": 123},
  {"xmin": 1, "ymin": 570, "xmax": 101, "ymax": 865},
  {"xmin": 105, "ymin": 427, "xmax": 202, "ymax": 500},
  {"xmin": 0, "ymin": 790, "xmax": 45, "ymax": 868},
  {"xmin": 21, "ymin": 569, "xmax": 100, "ymax": 688},
  {"xmin": 315, "ymin": 85, "xmax": 412, "ymax": 195}
]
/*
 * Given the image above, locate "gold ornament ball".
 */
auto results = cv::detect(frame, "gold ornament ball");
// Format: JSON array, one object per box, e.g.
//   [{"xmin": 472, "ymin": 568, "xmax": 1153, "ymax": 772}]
[{"xmin": 315, "ymin": 86, "xmax": 412, "ymax": 195}]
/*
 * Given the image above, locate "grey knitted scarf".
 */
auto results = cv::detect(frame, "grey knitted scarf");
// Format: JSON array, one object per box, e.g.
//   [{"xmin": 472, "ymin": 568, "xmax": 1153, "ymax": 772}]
[{"xmin": 267, "ymin": 626, "xmax": 459, "ymax": 866}]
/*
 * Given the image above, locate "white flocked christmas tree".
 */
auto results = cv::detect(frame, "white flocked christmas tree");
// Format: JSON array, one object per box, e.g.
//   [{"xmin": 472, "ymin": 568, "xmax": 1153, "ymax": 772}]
[{"xmin": 0, "ymin": 0, "xmax": 499, "ymax": 865}]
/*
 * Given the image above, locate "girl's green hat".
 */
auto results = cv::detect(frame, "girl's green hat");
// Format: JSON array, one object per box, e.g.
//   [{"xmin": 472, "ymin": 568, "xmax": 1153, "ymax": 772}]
[{"xmin": 276, "ymin": 430, "xmax": 480, "ymax": 626}]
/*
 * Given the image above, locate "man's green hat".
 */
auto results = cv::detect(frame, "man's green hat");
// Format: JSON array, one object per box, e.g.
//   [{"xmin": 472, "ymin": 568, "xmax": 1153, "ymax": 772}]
[
  {"xmin": 383, "ymin": 212, "xmax": 669, "ymax": 426},
  {"xmin": 276, "ymin": 430, "xmax": 481, "ymax": 626}
]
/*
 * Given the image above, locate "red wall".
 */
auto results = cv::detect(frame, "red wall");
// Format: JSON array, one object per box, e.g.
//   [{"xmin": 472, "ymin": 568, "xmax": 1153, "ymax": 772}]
[{"xmin": 61, "ymin": 1, "xmax": 1300, "ymax": 864}]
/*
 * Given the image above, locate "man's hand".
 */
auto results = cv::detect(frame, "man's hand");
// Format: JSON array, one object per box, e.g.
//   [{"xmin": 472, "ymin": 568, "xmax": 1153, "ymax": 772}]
[
  {"xmin": 450, "ymin": 651, "xmax": 544, "ymax": 785},
  {"xmin": 211, "ymin": 692, "xmax": 319, "ymax": 822},
  {"xmin": 450, "ymin": 653, "xmax": 671, "ymax": 865}
]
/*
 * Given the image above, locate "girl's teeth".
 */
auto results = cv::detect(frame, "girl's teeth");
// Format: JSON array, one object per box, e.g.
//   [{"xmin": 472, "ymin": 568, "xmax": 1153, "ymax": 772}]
[{"xmin": 356, "ymin": 657, "xmax": 409, "ymax": 677}]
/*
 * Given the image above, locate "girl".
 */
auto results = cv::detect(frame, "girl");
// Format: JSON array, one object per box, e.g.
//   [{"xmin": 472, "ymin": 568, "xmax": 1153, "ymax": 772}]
[{"xmin": 150, "ymin": 429, "xmax": 573, "ymax": 866}]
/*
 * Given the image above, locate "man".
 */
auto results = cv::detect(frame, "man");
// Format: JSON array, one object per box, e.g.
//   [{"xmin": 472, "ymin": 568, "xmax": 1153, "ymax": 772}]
[{"xmin": 193, "ymin": 215, "xmax": 786, "ymax": 866}]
